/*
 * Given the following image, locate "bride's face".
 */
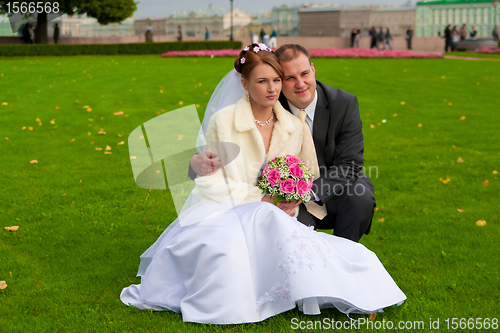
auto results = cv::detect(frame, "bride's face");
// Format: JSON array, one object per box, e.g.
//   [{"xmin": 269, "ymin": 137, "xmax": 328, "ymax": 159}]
[{"xmin": 241, "ymin": 63, "xmax": 282, "ymax": 110}]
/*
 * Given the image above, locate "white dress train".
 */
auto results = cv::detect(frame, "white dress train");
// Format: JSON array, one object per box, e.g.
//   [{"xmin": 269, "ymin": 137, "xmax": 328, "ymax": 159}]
[{"xmin": 121, "ymin": 201, "xmax": 406, "ymax": 324}]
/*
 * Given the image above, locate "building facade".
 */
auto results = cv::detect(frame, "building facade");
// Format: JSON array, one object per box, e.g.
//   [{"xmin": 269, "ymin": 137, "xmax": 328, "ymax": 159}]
[
  {"xmin": 299, "ymin": 6, "xmax": 341, "ymax": 36},
  {"xmin": 223, "ymin": 8, "xmax": 253, "ymax": 31},
  {"xmin": 416, "ymin": 0, "xmax": 499, "ymax": 37},
  {"xmin": 271, "ymin": 5, "xmax": 299, "ymax": 36},
  {"xmin": 370, "ymin": 7, "xmax": 416, "ymax": 36},
  {"xmin": 339, "ymin": 8, "xmax": 372, "ymax": 37}
]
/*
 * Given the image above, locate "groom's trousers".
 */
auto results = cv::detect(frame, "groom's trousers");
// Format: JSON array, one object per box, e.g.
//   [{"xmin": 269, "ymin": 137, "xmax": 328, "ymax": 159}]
[{"xmin": 297, "ymin": 177, "xmax": 375, "ymax": 242}]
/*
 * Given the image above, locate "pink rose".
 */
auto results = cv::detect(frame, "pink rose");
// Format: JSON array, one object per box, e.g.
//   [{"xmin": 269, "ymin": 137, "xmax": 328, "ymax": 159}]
[
  {"xmin": 262, "ymin": 164, "xmax": 270, "ymax": 176},
  {"xmin": 286, "ymin": 155, "xmax": 301, "ymax": 166},
  {"xmin": 289, "ymin": 164, "xmax": 303, "ymax": 178},
  {"xmin": 296, "ymin": 179, "xmax": 310, "ymax": 195},
  {"xmin": 267, "ymin": 169, "xmax": 281, "ymax": 187},
  {"xmin": 280, "ymin": 179, "xmax": 296, "ymax": 194},
  {"xmin": 308, "ymin": 178, "xmax": 314, "ymax": 190}
]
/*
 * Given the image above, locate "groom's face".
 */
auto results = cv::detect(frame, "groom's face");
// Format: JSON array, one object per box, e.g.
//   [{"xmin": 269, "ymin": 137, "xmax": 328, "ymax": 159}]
[{"xmin": 280, "ymin": 53, "xmax": 316, "ymax": 110}]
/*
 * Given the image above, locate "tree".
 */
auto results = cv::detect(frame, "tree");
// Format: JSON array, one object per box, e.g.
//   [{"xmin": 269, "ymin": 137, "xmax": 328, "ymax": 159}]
[{"xmin": 0, "ymin": 0, "xmax": 137, "ymax": 44}]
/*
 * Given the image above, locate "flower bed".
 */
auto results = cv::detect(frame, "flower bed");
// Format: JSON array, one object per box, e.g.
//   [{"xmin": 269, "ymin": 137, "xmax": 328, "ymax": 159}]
[
  {"xmin": 478, "ymin": 48, "xmax": 500, "ymax": 54},
  {"xmin": 161, "ymin": 47, "xmax": 443, "ymax": 59}
]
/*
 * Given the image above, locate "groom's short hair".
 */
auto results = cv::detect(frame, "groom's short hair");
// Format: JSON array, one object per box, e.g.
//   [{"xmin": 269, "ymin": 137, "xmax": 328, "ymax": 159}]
[{"xmin": 275, "ymin": 44, "xmax": 311, "ymax": 64}]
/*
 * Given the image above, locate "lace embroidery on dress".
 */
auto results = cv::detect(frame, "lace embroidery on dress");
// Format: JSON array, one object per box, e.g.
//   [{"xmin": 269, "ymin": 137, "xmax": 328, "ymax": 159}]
[
  {"xmin": 257, "ymin": 225, "xmax": 337, "ymax": 310},
  {"xmin": 256, "ymin": 282, "xmax": 291, "ymax": 311}
]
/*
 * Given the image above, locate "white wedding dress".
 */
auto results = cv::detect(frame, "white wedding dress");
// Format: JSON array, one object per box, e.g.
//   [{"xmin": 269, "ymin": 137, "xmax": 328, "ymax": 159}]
[{"xmin": 121, "ymin": 200, "xmax": 406, "ymax": 324}]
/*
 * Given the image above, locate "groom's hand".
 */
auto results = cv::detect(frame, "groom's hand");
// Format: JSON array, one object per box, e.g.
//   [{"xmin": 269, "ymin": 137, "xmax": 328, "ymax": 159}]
[{"xmin": 190, "ymin": 152, "xmax": 222, "ymax": 177}]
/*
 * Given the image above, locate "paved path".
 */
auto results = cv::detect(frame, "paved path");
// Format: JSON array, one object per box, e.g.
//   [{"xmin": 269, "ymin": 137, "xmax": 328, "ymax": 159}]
[{"xmin": 444, "ymin": 55, "xmax": 500, "ymax": 61}]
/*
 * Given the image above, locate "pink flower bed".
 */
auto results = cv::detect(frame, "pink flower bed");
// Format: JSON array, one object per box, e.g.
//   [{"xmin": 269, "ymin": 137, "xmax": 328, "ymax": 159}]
[
  {"xmin": 478, "ymin": 48, "xmax": 500, "ymax": 54},
  {"xmin": 161, "ymin": 47, "xmax": 443, "ymax": 59}
]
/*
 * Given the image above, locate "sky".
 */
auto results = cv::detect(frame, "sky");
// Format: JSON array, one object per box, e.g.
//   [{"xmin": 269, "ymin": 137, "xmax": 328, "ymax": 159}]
[{"xmin": 133, "ymin": 0, "xmax": 415, "ymax": 18}]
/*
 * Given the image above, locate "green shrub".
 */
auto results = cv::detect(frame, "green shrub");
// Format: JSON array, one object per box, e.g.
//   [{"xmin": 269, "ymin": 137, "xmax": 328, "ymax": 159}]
[{"xmin": 0, "ymin": 41, "xmax": 242, "ymax": 57}]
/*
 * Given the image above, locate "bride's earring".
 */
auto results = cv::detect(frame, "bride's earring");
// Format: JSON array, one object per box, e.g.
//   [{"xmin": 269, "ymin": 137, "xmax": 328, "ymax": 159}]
[{"xmin": 245, "ymin": 91, "xmax": 249, "ymax": 101}]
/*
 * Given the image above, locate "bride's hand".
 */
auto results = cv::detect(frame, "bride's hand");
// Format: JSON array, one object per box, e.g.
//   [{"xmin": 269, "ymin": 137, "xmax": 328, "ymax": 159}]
[
  {"xmin": 190, "ymin": 152, "xmax": 222, "ymax": 176},
  {"xmin": 277, "ymin": 200, "xmax": 302, "ymax": 210},
  {"xmin": 261, "ymin": 194, "xmax": 273, "ymax": 204}
]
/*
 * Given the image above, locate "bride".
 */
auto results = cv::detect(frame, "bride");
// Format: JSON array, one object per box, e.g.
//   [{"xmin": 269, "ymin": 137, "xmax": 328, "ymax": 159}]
[{"xmin": 120, "ymin": 44, "xmax": 406, "ymax": 324}]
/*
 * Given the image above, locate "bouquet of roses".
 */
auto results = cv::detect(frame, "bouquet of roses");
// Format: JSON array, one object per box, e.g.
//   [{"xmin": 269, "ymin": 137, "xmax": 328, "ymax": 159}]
[{"xmin": 258, "ymin": 155, "xmax": 314, "ymax": 205}]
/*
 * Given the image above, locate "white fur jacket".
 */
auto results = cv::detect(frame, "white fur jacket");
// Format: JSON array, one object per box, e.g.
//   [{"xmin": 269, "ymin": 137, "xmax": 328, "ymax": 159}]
[{"xmin": 193, "ymin": 95, "xmax": 303, "ymax": 206}]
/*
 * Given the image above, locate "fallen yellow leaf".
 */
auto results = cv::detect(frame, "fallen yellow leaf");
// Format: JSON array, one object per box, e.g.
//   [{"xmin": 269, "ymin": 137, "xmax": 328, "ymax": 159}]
[
  {"xmin": 493, "ymin": 170, "xmax": 498, "ymax": 174},
  {"xmin": 130, "ymin": 156, "xmax": 137, "ymax": 159},
  {"xmin": 393, "ymin": 113, "xmax": 398, "ymax": 117},
  {"xmin": 36, "ymin": 118, "xmax": 41, "ymax": 122},
  {"xmin": 104, "ymin": 152, "xmax": 112, "ymax": 154},
  {"xmin": 0, "ymin": 281, "xmax": 7, "ymax": 289},
  {"xmin": 4, "ymin": 226, "xmax": 19, "ymax": 231},
  {"xmin": 417, "ymin": 123, "xmax": 422, "ymax": 127},
  {"xmin": 476, "ymin": 220, "xmax": 486, "ymax": 226},
  {"xmin": 62, "ymin": 194, "xmax": 66, "ymax": 197},
  {"xmin": 87, "ymin": 108, "xmax": 92, "ymax": 112},
  {"xmin": 70, "ymin": 138, "xmax": 75, "ymax": 142},
  {"xmin": 452, "ymin": 145, "xmax": 456, "ymax": 148},
  {"xmin": 113, "ymin": 111, "xmax": 123, "ymax": 115},
  {"xmin": 439, "ymin": 177, "xmax": 451, "ymax": 184},
  {"xmin": 179, "ymin": 101, "xmax": 184, "ymax": 105},
  {"xmin": 457, "ymin": 208, "xmax": 464, "ymax": 213},
  {"xmin": 95, "ymin": 147, "xmax": 102, "ymax": 151},
  {"xmin": 105, "ymin": 145, "xmax": 111, "ymax": 151},
  {"xmin": 22, "ymin": 126, "xmax": 26, "ymax": 130},
  {"xmin": 28, "ymin": 126, "xmax": 33, "ymax": 131},
  {"xmin": 374, "ymin": 207, "xmax": 379, "ymax": 211},
  {"xmin": 1, "ymin": 102, "xmax": 7, "ymax": 105},
  {"xmin": 459, "ymin": 116, "xmax": 466, "ymax": 120},
  {"xmin": 441, "ymin": 75, "xmax": 446, "ymax": 79},
  {"xmin": 370, "ymin": 124, "xmax": 375, "ymax": 129},
  {"xmin": 378, "ymin": 218, "xmax": 385, "ymax": 222},
  {"xmin": 30, "ymin": 160, "xmax": 38, "ymax": 164},
  {"xmin": 400, "ymin": 101, "xmax": 405, "ymax": 105},
  {"xmin": 369, "ymin": 312, "xmax": 377, "ymax": 321},
  {"xmin": 118, "ymin": 134, "xmax": 122, "ymax": 137},
  {"xmin": 50, "ymin": 119, "xmax": 55, "ymax": 124},
  {"xmin": 457, "ymin": 157, "xmax": 464, "ymax": 163},
  {"xmin": 88, "ymin": 131, "xmax": 91, "ymax": 135},
  {"xmin": 178, "ymin": 135, "xmax": 184, "ymax": 140},
  {"xmin": 483, "ymin": 180, "xmax": 489, "ymax": 186},
  {"xmin": 447, "ymin": 102, "xmax": 452, "ymax": 106},
  {"xmin": 117, "ymin": 141, "xmax": 125, "ymax": 145},
  {"xmin": 5, "ymin": 137, "xmax": 9, "ymax": 141},
  {"xmin": 98, "ymin": 130, "xmax": 106, "ymax": 135}
]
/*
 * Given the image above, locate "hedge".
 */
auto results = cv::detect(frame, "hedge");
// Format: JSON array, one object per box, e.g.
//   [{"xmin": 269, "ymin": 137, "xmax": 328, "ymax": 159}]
[{"xmin": 0, "ymin": 41, "xmax": 243, "ymax": 57}]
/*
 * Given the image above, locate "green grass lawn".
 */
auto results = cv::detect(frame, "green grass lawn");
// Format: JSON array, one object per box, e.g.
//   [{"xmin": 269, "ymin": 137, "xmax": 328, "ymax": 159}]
[{"xmin": 1, "ymin": 54, "xmax": 499, "ymax": 332}]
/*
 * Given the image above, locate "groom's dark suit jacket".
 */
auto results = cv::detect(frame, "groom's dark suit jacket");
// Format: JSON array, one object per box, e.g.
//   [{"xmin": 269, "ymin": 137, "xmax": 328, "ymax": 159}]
[{"xmin": 279, "ymin": 81, "xmax": 375, "ymax": 230}]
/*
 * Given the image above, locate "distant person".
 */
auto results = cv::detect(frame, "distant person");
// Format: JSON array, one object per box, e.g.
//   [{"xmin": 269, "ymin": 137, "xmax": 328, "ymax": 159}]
[
  {"xmin": 369, "ymin": 26, "xmax": 377, "ymax": 49},
  {"xmin": 145, "ymin": 26, "xmax": 153, "ymax": 42},
  {"xmin": 377, "ymin": 26, "xmax": 384, "ymax": 50},
  {"xmin": 460, "ymin": 23, "xmax": 467, "ymax": 41},
  {"xmin": 53, "ymin": 23, "xmax": 60, "ymax": 44},
  {"xmin": 384, "ymin": 28, "xmax": 392, "ymax": 50},
  {"xmin": 470, "ymin": 26, "xmax": 477, "ymax": 39},
  {"xmin": 250, "ymin": 31, "xmax": 259, "ymax": 44},
  {"xmin": 444, "ymin": 24, "xmax": 452, "ymax": 52},
  {"xmin": 29, "ymin": 24, "xmax": 35, "ymax": 44},
  {"xmin": 350, "ymin": 27, "xmax": 360, "ymax": 48},
  {"xmin": 493, "ymin": 25, "xmax": 499, "ymax": 41},
  {"xmin": 177, "ymin": 25, "xmax": 182, "ymax": 42},
  {"xmin": 406, "ymin": 25, "xmax": 414, "ymax": 50},
  {"xmin": 259, "ymin": 28, "xmax": 265, "ymax": 43},
  {"xmin": 269, "ymin": 27, "xmax": 277, "ymax": 48},
  {"xmin": 263, "ymin": 34, "xmax": 269, "ymax": 47},
  {"xmin": 22, "ymin": 23, "xmax": 32, "ymax": 44},
  {"xmin": 204, "ymin": 26, "xmax": 210, "ymax": 41},
  {"xmin": 451, "ymin": 25, "xmax": 459, "ymax": 51}
]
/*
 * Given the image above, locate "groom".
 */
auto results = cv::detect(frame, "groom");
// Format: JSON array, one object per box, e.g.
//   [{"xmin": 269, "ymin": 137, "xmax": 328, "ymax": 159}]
[{"xmin": 190, "ymin": 44, "xmax": 375, "ymax": 242}]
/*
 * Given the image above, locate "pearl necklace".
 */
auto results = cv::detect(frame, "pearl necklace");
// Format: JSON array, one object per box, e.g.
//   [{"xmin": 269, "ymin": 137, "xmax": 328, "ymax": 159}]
[{"xmin": 254, "ymin": 112, "xmax": 275, "ymax": 127}]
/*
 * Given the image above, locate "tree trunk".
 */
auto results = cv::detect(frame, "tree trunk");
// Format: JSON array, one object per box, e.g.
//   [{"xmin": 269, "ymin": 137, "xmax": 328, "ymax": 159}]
[{"xmin": 35, "ymin": 12, "xmax": 48, "ymax": 44}]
